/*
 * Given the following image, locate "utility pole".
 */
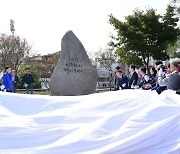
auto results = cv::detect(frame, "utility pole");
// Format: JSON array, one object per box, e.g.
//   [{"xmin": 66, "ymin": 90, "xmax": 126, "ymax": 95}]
[{"xmin": 10, "ymin": 19, "xmax": 15, "ymax": 35}]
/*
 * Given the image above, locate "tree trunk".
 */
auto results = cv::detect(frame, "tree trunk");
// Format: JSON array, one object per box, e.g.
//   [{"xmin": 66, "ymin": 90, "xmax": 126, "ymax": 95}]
[
  {"xmin": 146, "ymin": 56, "xmax": 150, "ymax": 75},
  {"xmin": 109, "ymin": 69, "xmax": 112, "ymax": 91},
  {"xmin": 142, "ymin": 56, "xmax": 150, "ymax": 74}
]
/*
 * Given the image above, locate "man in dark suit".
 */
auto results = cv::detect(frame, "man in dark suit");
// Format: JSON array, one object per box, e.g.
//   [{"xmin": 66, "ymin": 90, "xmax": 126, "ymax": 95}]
[
  {"xmin": 115, "ymin": 70, "xmax": 128, "ymax": 90},
  {"xmin": 23, "ymin": 68, "xmax": 35, "ymax": 94},
  {"xmin": 128, "ymin": 65, "xmax": 139, "ymax": 89},
  {"xmin": 12, "ymin": 70, "xmax": 19, "ymax": 93}
]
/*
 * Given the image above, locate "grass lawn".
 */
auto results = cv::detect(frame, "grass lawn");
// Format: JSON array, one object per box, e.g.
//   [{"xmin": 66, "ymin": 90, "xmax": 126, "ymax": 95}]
[
  {"xmin": 17, "ymin": 90, "xmax": 51, "ymax": 95},
  {"xmin": 17, "ymin": 88, "xmax": 111, "ymax": 96}
]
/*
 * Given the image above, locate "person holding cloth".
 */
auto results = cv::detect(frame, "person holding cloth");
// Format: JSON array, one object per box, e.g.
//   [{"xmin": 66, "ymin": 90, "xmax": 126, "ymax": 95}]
[
  {"xmin": 0, "ymin": 68, "xmax": 5, "ymax": 91},
  {"xmin": 128, "ymin": 65, "xmax": 139, "ymax": 89},
  {"xmin": 12, "ymin": 70, "xmax": 19, "ymax": 93},
  {"xmin": 115, "ymin": 69, "xmax": 128, "ymax": 90},
  {"xmin": 23, "ymin": 68, "xmax": 34, "ymax": 94},
  {"xmin": 2, "ymin": 66, "xmax": 13, "ymax": 92},
  {"xmin": 159, "ymin": 61, "xmax": 180, "ymax": 91},
  {"xmin": 0, "ymin": 68, "xmax": 3, "ymax": 80}
]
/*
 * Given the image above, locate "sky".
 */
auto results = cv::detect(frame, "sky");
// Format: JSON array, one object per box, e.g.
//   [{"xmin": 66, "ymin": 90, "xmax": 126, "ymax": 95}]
[{"xmin": 0, "ymin": 0, "xmax": 171, "ymax": 55}]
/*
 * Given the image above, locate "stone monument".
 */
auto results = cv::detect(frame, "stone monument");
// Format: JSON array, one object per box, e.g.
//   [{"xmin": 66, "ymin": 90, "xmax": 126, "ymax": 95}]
[{"xmin": 49, "ymin": 31, "xmax": 98, "ymax": 96}]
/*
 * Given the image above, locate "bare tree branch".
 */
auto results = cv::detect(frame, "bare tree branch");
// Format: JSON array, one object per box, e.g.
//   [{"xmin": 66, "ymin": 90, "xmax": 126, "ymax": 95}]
[{"xmin": 0, "ymin": 34, "xmax": 32, "ymax": 72}]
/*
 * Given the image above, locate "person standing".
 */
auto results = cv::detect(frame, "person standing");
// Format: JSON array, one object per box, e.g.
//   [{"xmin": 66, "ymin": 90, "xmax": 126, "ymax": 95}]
[
  {"xmin": 12, "ymin": 70, "xmax": 19, "ymax": 93},
  {"xmin": 23, "ymin": 68, "xmax": 34, "ymax": 94},
  {"xmin": 2, "ymin": 66, "xmax": 13, "ymax": 92},
  {"xmin": 0, "ymin": 68, "xmax": 3, "ymax": 80},
  {"xmin": 128, "ymin": 65, "xmax": 139, "ymax": 89},
  {"xmin": 0, "ymin": 68, "xmax": 4, "ymax": 91}
]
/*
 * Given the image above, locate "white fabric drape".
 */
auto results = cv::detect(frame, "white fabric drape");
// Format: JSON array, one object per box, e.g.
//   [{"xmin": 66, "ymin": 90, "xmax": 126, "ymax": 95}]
[{"xmin": 0, "ymin": 90, "xmax": 180, "ymax": 154}]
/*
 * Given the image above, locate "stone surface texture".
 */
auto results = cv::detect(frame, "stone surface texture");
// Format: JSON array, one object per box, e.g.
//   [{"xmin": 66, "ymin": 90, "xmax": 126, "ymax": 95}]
[{"xmin": 49, "ymin": 31, "xmax": 98, "ymax": 96}]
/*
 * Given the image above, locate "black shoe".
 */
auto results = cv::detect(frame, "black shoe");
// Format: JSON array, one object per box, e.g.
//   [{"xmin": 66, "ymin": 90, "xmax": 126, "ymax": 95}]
[{"xmin": 176, "ymin": 89, "xmax": 180, "ymax": 95}]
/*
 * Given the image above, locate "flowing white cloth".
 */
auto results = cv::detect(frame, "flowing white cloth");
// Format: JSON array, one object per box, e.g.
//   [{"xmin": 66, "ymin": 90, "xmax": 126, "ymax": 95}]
[{"xmin": 0, "ymin": 90, "xmax": 180, "ymax": 154}]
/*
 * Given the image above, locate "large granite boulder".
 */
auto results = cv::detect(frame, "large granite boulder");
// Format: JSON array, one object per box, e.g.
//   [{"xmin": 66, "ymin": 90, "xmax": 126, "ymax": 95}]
[{"xmin": 49, "ymin": 31, "xmax": 98, "ymax": 96}]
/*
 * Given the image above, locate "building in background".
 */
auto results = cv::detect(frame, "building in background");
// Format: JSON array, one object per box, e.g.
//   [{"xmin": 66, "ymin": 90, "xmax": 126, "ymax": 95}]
[{"xmin": 25, "ymin": 51, "xmax": 60, "ymax": 89}]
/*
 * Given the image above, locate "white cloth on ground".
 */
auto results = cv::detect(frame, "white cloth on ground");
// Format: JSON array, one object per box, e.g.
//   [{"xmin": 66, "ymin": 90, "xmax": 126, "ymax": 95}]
[{"xmin": 0, "ymin": 90, "xmax": 180, "ymax": 154}]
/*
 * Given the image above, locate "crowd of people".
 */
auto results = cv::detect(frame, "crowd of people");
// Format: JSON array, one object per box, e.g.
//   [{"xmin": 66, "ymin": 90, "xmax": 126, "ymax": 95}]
[
  {"xmin": 1, "ymin": 60, "xmax": 180, "ymax": 95},
  {"xmin": 0, "ymin": 66, "xmax": 34, "ymax": 94},
  {"xmin": 114, "ymin": 60, "xmax": 180, "ymax": 94}
]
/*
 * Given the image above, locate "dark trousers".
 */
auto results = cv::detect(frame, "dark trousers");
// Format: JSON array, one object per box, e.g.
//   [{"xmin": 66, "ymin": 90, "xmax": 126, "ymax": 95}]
[
  {"xmin": 176, "ymin": 89, "xmax": 180, "ymax": 95},
  {"xmin": 152, "ymin": 84, "xmax": 167, "ymax": 94},
  {"xmin": 26, "ymin": 84, "xmax": 33, "ymax": 94},
  {"xmin": 13, "ymin": 84, "xmax": 17, "ymax": 93},
  {"xmin": 115, "ymin": 87, "xmax": 119, "ymax": 91},
  {"xmin": 156, "ymin": 86, "xmax": 167, "ymax": 94},
  {"xmin": 6, "ymin": 90, "xmax": 12, "ymax": 93}
]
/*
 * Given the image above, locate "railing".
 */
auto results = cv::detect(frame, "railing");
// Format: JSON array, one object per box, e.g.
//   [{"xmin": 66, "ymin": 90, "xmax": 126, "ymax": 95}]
[{"xmin": 16, "ymin": 88, "xmax": 111, "ymax": 95}]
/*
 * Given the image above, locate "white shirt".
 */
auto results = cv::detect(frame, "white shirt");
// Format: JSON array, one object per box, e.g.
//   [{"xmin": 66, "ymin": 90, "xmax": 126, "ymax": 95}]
[
  {"xmin": 143, "ymin": 74, "xmax": 149, "ymax": 82},
  {"xmin": 130, "ymin": 71, "xmax": 135, "ymax": 77}
]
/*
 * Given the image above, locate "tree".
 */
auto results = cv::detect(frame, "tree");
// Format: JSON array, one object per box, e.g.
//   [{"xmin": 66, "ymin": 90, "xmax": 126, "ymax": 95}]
[
  {"xmin": 167, "ymin": 38, "xmax": 180, "ymax": 58},
  {"xmin": 0, "ymin": 34, "xmax": 32, "ymax": 72},
  {"xmin": 167, "ymin": 0, "xmax": 180, "ymax": 58},
  {"xmin": 95, "ymin": 48, "xmax": 119, "ymax": 91},
  {"xmin": 172, "ymin": 0, "xmax": 180, "ymax": 15},
  {"xmin": 109, "ymin": 5, "xmax": 180, "ymax": 72}
]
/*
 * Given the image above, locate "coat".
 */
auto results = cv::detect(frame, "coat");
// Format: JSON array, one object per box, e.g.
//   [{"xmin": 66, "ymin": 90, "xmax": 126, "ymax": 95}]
[
  {"xmin": 149, "ymin": 74, "xmax": 158, "ymax": 88},
  {"xmin": 115, "ymin": 74, "xmax": 128, "ymax": 90},
  {"xmin": 128, "ymin": 71, "xmax": 139, "ymax": 88},
  {"xmin": 12, "ymin": 75, "xmax": 19, "ymax": 89},
  {"xmin": 139, "ymin": 74, "xmax": 150, "ymax": 88},
  {"xmin": 23, "ymin": 73, "xmax": 34, "ymax": 85},
  {"xmin": 2, "ymin": 72, "xmax": 13, "ymax": 91},
  {"xmin": 159, "ymin": 71, "xmax": 180, "ymax": 90}
]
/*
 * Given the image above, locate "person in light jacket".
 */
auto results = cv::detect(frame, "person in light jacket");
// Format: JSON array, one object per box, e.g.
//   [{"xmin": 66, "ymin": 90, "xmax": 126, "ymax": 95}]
[{"xmin": 159, "ymin": 61, "xmax": 180, "ymax": 91}]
